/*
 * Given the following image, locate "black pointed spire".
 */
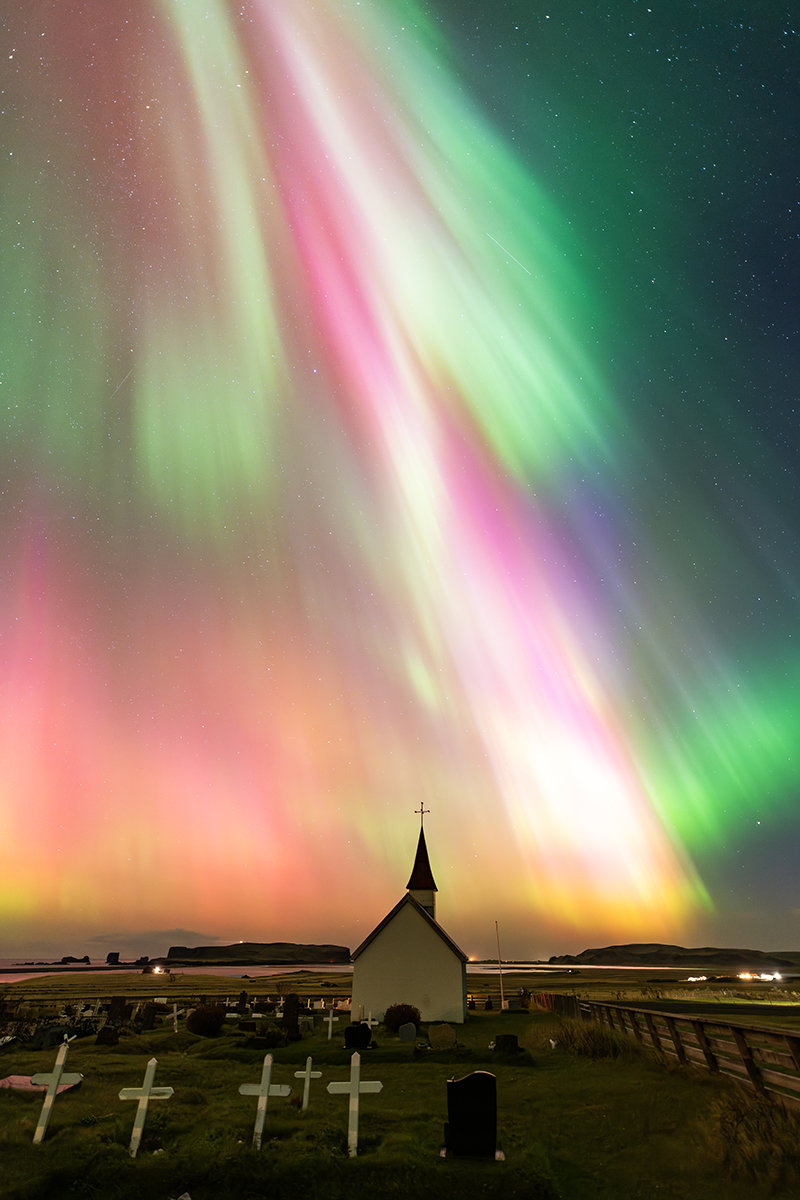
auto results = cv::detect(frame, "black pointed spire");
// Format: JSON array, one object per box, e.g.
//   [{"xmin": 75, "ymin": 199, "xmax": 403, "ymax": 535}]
[{"xmin": 406, "ymin": 825, "xmax": 438, "ymax": 893}]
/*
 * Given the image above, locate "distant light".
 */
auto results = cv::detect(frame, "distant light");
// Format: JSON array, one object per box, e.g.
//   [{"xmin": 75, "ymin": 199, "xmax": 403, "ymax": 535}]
[
  {"xmin": 738, "ymin": 971, "xmax": 781, "ymax": 982},
  {"xmin": 153, "ymin": 966, "xmax": 162, "ymax": 974},
  {"xmin": 687, "ymin": 976, "xmax": 707, "ymax": 982}
]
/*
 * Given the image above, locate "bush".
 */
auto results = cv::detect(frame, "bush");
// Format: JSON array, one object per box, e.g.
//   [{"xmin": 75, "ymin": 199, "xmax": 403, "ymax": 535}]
[
  {"xmin": 186, "ymin": 1005, "xmax": 226, "ymax": 1036},
  {"xmin": 702, "ymin": 1086, "xmax": 800, "ymax": 1188},
  {"xmin": 383, "ymin": 1003, "xmax": 422, "ymax": 1034}
]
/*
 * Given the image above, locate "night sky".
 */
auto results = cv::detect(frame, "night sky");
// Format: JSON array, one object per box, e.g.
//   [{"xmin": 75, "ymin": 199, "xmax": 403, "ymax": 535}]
[{"xmin": 1, "ymin": 0, "xmax": 799, "ymax": 962}]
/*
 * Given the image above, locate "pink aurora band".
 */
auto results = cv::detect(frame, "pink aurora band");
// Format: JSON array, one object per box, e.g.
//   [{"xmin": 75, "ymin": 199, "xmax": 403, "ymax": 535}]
[{"xmin": 0, "ymin": 0, "xmax": 712, "ymax": 954}]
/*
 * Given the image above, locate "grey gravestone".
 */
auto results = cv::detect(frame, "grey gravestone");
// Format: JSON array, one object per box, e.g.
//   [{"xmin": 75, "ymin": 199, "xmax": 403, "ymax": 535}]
[
  {"xmin": 444, "ymin": 1071, "xmax": 497, "ymax": 1158},
  {"xmin": 398, "ymin": 1021, "xmax": 416, "ymax": 1043},
  {"xmin": 344, "ymin": 1022, "xmax": 372, "ymax": 1050},
  {"xmin": 31, "ymin": 1026, "xmax": 66, "ymax": 1050}
]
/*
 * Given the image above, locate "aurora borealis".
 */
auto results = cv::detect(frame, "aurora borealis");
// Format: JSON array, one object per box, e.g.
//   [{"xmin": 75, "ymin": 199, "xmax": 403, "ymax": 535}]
[{"xmin": 1, "ymin": 1, "xmax": 799, "ymax": 960}]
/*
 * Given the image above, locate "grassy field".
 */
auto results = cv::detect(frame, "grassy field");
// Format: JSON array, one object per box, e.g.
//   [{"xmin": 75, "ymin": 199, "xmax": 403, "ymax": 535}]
[{"xmin": 2, "ymin": 989, "xmax": 800, "ymax": 1199}]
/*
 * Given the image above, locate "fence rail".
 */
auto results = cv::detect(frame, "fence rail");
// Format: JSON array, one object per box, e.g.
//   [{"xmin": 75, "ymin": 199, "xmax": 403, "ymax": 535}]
[{"xmin": 532, "ymin": 992, "xmax": 800, "ymax": 1105}]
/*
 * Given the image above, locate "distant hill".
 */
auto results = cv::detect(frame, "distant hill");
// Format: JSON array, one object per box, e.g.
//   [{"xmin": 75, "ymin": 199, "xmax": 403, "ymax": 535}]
[
  {"xmin": 164, "ymin": 942, "xmax": 350, "ymax": 965},
  {"xmin": 548, "ymin": 943, "xmax": 799, "ymax": 969}
]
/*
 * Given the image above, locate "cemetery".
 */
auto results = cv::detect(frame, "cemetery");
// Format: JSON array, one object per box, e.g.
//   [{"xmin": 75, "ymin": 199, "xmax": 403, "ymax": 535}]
[{"xmin": 2, "ymin": 971, "xmax": 800, "ymax": 1199}]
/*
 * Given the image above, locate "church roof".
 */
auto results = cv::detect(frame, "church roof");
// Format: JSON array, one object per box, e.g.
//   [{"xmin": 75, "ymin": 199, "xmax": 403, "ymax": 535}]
[
  {"xmin": 405, "ymin": 827, "xmax": 438, "ymax": 892},
  {"xmin": 351, "ymin": 893, "xmax": 468, "ymax": 962}
]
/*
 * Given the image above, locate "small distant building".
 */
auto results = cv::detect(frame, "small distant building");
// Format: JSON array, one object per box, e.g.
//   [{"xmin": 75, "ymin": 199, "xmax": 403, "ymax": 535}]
[{"xmin": 351, "ymin": 823, "xmax": 468, "ymax": 1023}]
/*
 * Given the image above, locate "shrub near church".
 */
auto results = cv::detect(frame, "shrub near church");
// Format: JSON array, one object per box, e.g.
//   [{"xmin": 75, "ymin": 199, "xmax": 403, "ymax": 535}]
[{"xmin": 383, "ymin": 1003, "xmax": 422, "ymax": 1034}]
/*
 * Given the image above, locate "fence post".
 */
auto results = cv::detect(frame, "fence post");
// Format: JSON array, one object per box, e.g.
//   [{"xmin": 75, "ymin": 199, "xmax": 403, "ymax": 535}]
[
  {"xmin": 643, "ymin": 1013, "xmax": 662, "ymax": 1053},
  {"xmin": 784, "ymin": 1034, "xmax": 800, "ymax": 1074},
  {"xmin": 691, "ymin": 1020, "xmax": 718, "ymax": 1072},
  {"xmin": 663, "ymin": 1016, "xmax": 688, "ymax": 1066},
  {"xmin": 627, "ymin": 1011, "xmax": 643, "ymax": 1043},
  {"xmin": 729, "ymin": 1026, "xmax": 765, "ymax": 1094}
]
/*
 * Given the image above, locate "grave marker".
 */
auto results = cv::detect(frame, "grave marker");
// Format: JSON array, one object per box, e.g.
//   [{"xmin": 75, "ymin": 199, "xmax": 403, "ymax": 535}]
[
  {"xmin": 444, "ymin": 1071, "xmax": 497, "ymax": 1158},
  {"xmin": 238, "ymin": 1054, "xmax": 292, "ymax": 1150},
  {"xmin": 493, "ymin": 1033, "xmax": 520, "ymax": 1054},
  {"xmin": 281, "ymin": 993, "xmax": 301, "ymax": 1042},
  {"xmin": 327, "ymin": 1051, "xmax": 383, "ymax": 1157},
  {"xmin": 119, "ymin": 1057, "xmax": 174, "ymax": 1158},
  {"xmin": 324, "ymin": 1009, "xmax": 340, "ymax": 1040},
  {"xmin": 429, "ymin": 1023, "xmax": 457, "ymax": 1051},
  {"xmin": 141, "ymin": 1003, "xmax": 157, "ymax": 1031},
  {"xmin": 108, "ymin": 995, "xmax": 128, "ymax": 1024},
  {"xmin": 30, "ymin": 1042, "xmax": 83, "ymax": 1144},
  {"xmin": 344, "ymin": 1022, "xmax": 372, "ymax": 1050},
  {"xmin": 294, "ymin": 1056, "xmax": 322, "ymax": 1111}
]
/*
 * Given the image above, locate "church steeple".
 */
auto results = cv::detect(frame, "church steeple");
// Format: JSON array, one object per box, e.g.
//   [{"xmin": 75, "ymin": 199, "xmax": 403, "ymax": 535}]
[{"xmin": 406, "ymin": 805, "xmax": 438, "ymax": 919}]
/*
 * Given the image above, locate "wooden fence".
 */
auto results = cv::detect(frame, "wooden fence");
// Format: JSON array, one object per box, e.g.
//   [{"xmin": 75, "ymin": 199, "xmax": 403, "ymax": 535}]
[{"xmin": 533, "ymin": 993, "xmax": 800, "ymax": 1106}]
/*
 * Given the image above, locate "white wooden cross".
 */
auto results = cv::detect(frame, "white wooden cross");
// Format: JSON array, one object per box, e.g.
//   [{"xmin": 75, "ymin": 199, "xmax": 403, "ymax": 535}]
[
  {"xmin": 326, "ymin": 1051, "xmax": 383, "ymax": 1157},
  {"xmin": 294, "ymin": 1056, "xmax": 322, "ymax": 1111},
  {"xmin": 324, "ymin": 1008, "xmax": 340, "ymax": 1040},
  {"xmin": 172, "ymin": 1003, "xmax": 179, "ymax": 1033},
  {"xmin": 119, "ymin": 1057, "xmax": 174, "ymax": 1158},
  {"xmin": 238, "ymin": 1053, "xmax": 292, "ymax": 1150},
  {"xmin": 31, "ymin": 1041, "xmax": 83, "ymax": 1144},
  {"xmin": 364, "ymin": 1012, "xmax": 379, "ymax": 1031}
]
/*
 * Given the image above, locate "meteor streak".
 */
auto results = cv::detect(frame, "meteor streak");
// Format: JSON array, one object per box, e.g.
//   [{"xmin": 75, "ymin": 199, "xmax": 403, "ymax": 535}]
[{"xmin": 486, "ymin": 232, "xmax": 532, "ymax": 275}]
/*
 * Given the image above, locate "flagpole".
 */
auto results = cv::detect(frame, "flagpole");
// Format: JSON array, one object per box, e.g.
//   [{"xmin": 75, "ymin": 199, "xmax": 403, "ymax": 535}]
[{"xmin": 495, "ymin": 921, "xmax": 505, "ymax": 1009}]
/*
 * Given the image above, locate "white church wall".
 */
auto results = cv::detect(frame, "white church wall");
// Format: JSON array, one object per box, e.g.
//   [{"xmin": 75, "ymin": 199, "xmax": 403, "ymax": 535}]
[{"xmin": 351, "ymin": 901, "xmax": 466, "ymax": 1024}]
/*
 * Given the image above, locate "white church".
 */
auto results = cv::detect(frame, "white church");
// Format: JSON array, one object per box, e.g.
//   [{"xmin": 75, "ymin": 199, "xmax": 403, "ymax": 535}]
[{"xmin": 350, "ymin": 820, "xmax": 468, "ymax": 1023}]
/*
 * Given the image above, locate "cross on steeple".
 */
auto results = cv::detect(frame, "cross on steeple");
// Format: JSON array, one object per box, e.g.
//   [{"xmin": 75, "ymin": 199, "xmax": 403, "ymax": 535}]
[{"xmin": 415, "ymin": 802, "xmax": 430, "ymax": 827}]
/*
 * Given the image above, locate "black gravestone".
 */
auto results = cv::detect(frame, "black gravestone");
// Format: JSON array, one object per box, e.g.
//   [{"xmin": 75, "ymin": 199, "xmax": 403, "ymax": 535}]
[
  {"xmin": 444, "ymin": 1071, "xmax": 497, "ymax": 1158},
  {"xmin": 237, "ymin": 990, "xmax": 248, "ymax": 1015},
  {"xmin": 494, "ymin": 1033, "xmax": 520, "ymax": 1054},
  {"xmin": 141, "ymin": 1003, "xmax": 157, "ymax": 1030},
  {"xmin": 108, "ymin": 996, "xmax": 128, "ymax": 1024},
  {"xmin": 281, "ymin": 993, "xmax": 301, "ymax": 1041},
  {"xmin": 344, "ymin": 1022, "xmax": 372, "ymax": 1050}
]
